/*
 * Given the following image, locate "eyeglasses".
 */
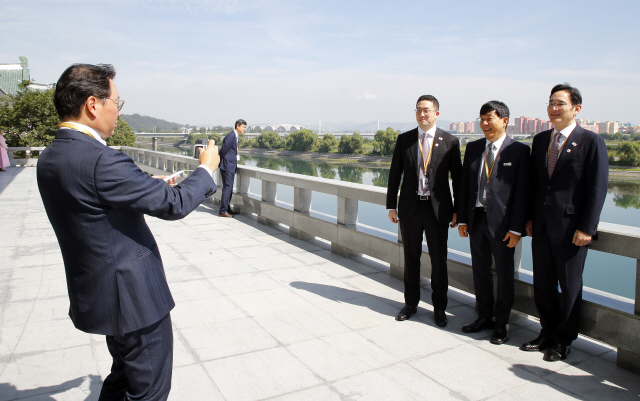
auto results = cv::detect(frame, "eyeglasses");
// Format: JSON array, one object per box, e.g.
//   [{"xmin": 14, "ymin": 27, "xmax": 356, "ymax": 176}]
[
  {"xmin": 547, "ymin": 101, "xmax": 572, "ymax": 110},
  {"xmin": 104, "ymin": 97, "xmax": 125, "ymax": 111},
  {"xmin": 415, "ymin": 108, "xmax": 436, "ymax": 115}
]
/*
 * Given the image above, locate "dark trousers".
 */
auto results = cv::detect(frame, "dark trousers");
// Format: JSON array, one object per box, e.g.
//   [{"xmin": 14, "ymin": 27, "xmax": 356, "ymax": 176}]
[
  {"xmin": 99, "ymin": 314, "xmax": 173, "ymax": 401},
  {"xmin": 532, "ymin": 230, "xmax": 588, "ymax": 345},
  {"xmin": 399, "ymin": 198, "xmax": 449, "ymax": 310},
  {"xmin": 469, "ymin": 209, "xmax": 515, "ymax": 326},
  {"xmin": 219, "ymin": 169, "xmax": 235, "ymax": 214}
]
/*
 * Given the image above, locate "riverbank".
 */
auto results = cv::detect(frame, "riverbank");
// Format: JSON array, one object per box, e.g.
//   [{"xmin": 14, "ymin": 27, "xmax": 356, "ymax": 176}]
[{"xmin": 239, "ymin": 148, "xmax": 392, "ymax": 167}]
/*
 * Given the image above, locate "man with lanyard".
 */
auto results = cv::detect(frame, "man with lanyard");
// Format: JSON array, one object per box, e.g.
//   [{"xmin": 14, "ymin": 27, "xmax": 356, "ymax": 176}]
[
  {"xmin": 521, "ymin": 83, "xmax": 608, "ymax": 361},
  {"xmin": 387, "ymin": 95, "xmax": 461, "ymax": 327},
  {"xmin": 37, "ymin": 63, "xmax": 220, "ymax": 400},
  {"xmin": 457, "ymin": 101, "xmax": 530, "ymax": 344},
  {"xmin": 218, "ymin": 119, "xmax": 246, "ymax": 217}
]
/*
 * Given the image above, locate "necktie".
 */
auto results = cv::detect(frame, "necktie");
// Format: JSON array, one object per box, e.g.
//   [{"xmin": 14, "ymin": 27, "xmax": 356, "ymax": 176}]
[
  {"xmin": 548, "ymin": 132, "xmax": 561, "ymax": 178},
  {"xmin": 479, "ymin": 143, "xmax": 495, "ymax": 207}
]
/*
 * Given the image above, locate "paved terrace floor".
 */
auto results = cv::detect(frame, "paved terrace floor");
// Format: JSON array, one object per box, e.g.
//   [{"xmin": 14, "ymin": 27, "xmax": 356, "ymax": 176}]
[{"xmin": 1, "ymin": 166, "xmax": 639, "ymax": 401}]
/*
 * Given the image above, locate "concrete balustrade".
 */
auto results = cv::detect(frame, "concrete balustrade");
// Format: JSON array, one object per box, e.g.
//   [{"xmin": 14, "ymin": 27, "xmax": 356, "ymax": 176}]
[{"xmin": 8, "ymin": 145, "xmax": 640, "ymax": 374}]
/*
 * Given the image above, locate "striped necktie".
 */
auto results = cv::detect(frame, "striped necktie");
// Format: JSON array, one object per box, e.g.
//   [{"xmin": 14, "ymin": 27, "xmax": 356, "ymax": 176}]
[
  {"xmin": 548, "ymin": 132, "xmax": 561, "ymax": 178},
  {"xmin": 479, "ymin": 143, "xmax": 494, "ymax": 207}
]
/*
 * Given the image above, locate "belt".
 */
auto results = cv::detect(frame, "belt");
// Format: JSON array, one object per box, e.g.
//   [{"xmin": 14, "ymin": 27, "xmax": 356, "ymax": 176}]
[
  {"xmin": 418, "ymin": 195, "xmax": 430, "ymax": 200},
  {"xmin": 475, "ymin": 206, "xmax": 487, "ymax": 213}
]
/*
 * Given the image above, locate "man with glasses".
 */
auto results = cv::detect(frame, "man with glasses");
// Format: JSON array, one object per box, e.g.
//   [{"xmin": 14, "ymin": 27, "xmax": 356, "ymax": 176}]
[
  {"xmin": 37, "ymin": 64, "xmax": 220, "ymax": 399},
  {"xmin": 520, "ymin": 83, "xmax": 608, "ymax": 362},
  {"xmin": 387, "ymin": 95, "xmax": 462, "ymax": 327}
]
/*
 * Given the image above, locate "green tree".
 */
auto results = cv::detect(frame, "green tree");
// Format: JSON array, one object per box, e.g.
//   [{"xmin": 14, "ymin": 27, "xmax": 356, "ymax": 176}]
[
  {"xmin": 285, "ymin": 129, "xmax": 318, "ymax": 151},
  {"xmin": 338, "ymin": 133, "xmax": 364, "ymax": 154},
  {"xmin": 372, "ymin": 127, "xmax": 399, "ymax": 156},
  {"xmin": 0, "ymin": 87, "xmax": 58, "ymax": 147},
  {"xmin": 619, "ymin": 142, "xmax": 640, "ymax": 166},
  {"xmin": 317, "ymin": 134, "xmax": 337, "ymax": 153},
  {"xmin": 186, "ymin": 132, "xmax": 209, "ymax": 144},
  {"xmin": 106, "ymin": 117, "xmax": 137, "ymax": 146},
  {"xmin": 337, "ymin": 165, "xmax": 364, "ymax": 183},
  {"xmin": 208, "ymin": 132, "xmax": 222, "ymax": 145},
  {"xmin": 256, "ymin": 131, "xmax": 285, "ymax": 149}
]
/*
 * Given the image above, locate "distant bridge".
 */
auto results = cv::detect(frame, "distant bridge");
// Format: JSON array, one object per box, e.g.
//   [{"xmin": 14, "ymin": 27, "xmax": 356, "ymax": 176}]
[{"xmin": 135, "ymin": 133, "xmax": 188, "ymax": 138}]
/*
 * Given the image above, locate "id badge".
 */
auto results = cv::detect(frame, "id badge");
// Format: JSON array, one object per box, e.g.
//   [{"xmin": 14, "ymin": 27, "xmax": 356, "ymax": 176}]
[
  {"xmin": 237, "ymin": 155, "xmax": 240, "ymax": 161},
  {"xmin": 422, "ymin": 176, "xmax": 428, "ymax": 189}
]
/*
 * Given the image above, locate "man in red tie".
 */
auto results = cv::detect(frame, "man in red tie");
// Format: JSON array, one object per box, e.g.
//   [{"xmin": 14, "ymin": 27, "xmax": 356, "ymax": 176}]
[{"xmin": 520, "ymin": 84, "xmax": 608, "ymax": 362}]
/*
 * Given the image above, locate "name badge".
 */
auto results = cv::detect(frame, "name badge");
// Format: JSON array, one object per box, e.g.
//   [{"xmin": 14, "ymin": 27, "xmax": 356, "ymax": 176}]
[
  {"xmin": 237, "ymin": 155, "xmax": 241, "ymax": 161},
  {"xmin": 422, "ymin": 176, "xmax": 428, "ymax": 189}
]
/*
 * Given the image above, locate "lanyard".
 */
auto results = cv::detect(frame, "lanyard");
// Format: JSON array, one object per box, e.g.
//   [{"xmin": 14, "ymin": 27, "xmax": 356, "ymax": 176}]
[
  {"xmin": 483, "ymin": 144, "xmax": 501, "ymax": 184},
  {"xmin": 417, "ymin": 133, "xmax": 434, "ymax": 174},
  {"xmin": 57, "ymin": 122, "xmax": 96, "ymax": 140}
]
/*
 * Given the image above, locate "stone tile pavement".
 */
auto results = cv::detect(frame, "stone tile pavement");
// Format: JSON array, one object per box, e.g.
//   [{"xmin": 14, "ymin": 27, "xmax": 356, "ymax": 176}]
[{"xmin": 1, "ymin": 166, "xmax": 639, "ymax": 400}]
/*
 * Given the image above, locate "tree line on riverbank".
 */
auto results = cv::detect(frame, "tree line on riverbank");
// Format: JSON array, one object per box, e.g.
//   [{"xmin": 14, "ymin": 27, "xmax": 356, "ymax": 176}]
[{"xmin": 186, "ymin": 126, "xmax": 401, "ymax": 156}]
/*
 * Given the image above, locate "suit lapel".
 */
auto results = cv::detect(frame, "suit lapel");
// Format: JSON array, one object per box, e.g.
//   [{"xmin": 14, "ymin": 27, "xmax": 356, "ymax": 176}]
[
  {"xmin": 470, "ymin": 140, "xmax": 484, "ymax": 189},
  {"xmin": 551, "ymin": 125, "xmax": 580, "ymax": 181},
  {"xmin": 408, "ymin": 129, "xmax": 419, "ymax": 178}
]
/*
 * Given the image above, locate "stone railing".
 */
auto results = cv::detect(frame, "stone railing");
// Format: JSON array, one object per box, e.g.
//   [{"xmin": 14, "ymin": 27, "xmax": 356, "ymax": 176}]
[
  {"xmin": 14, "ymin": 146, "xmax": 640, "ymax": 374},
  {"xmin": 6, "ymin": 147, "xmax": 46, "ymax": 166}
]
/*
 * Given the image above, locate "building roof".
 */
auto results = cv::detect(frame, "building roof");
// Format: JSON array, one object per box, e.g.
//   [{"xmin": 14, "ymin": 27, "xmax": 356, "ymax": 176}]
[{"xmin": 0, "ymin": 57, "xmax": 30, "ymax": 97}]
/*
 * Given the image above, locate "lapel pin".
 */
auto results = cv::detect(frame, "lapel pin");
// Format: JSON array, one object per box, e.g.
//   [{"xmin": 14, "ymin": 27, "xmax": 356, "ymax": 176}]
[
  {"xmin": 438, "ymin": 137, "xmax": 443, "ymax": 140},
  {"xmin": 572, "ymin": 142, "xmax": 577, "ymax": 146},
  {"xmin": 503, "ymin": 162, "xmax": 512, "ymax": 166},
  {"xmin": 435, "ymin": 143, "xmax": 439, "ymax": 146},
  {"xmin": 567, "ymin": 149, "xmax": 572, "ymax": 153}
]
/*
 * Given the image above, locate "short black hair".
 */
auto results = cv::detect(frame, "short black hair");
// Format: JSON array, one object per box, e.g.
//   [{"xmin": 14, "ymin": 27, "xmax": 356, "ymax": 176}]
[
  {"xmin": 54, "ymin": 64, "xmax": 116, "ymax": 120},
  {"xmin": 235, "ymin": 119, "xmax": 247, "ymax": 128},
  {"xmin": 550, "ymin": 83, "xmax": 582, "ymax": 106},
  {"xmin": 480, "ymin": 100, "xmax": 510, "ymax": 119},
  {"xmin": 416, "ymin": 95, "xmax": 439, "ymax": 111}
]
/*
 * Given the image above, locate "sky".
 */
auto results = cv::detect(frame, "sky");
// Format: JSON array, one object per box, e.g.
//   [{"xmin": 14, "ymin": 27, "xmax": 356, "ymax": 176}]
[{"xmin": 1, "ymin": 0, "xmax": 639, "ymax": 129}]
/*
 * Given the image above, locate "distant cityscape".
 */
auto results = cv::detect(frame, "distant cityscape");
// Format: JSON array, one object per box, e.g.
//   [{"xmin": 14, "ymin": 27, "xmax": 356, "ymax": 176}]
[{"xmin": 450, "ymin": 117, "xmax": 638, "ymax": 136}]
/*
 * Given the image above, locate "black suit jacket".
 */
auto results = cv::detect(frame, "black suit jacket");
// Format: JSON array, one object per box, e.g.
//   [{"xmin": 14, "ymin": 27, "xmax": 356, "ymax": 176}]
[
  {"xmin": 529, "ymin": 125, "xmax": 608, "ymax": 244},
  {"xmin": 37, "ymin": 129, "xmax": 217, "ymax": 336},
  {"xmin": 458, "ymin": 135, "xmax": 530, "ymax": 239},
  {"xmin": 219, "ymin": 130, "xmax": 238, "ymax": 173},
  {"xmin": 387, "ymin": 127, "xmax": 462, "ymax": 222}
]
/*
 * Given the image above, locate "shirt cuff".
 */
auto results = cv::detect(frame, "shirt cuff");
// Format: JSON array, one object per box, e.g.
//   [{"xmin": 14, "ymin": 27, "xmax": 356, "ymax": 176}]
[
  {"xmin": 197, "ymin": 165, "xmax": 213, "ymax": 177},
  {"xmin": 509, "ymin": 230, "xmax": 521, "ymax": 236},
  {"xmin": 458, "ymin": 223, "xmax": 467, "ymax": 226}
]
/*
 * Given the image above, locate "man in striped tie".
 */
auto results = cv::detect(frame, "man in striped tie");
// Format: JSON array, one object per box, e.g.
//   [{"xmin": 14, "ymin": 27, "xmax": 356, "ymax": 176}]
[{"xmin": 521, "ymin": 84, "xmax": 608, "ymax": 362}]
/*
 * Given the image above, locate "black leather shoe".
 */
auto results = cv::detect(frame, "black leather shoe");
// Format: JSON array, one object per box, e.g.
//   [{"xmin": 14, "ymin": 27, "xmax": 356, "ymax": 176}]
[
  {"xmin": 461, "ymin": 318, "xmax": 495, "ymax": 333},
  {"xmin": 395, "ymin": 305, "xmax": 418, "ymax": 321},
  {"xmin": 543, "ymin": 344, "xmax": 570, "ymax": 362},
  {"xmin": 490, "ymin": 324, "xmax": 509, "ymax": 345},
  {"xmin": 520, "ymin": 334, "xmax": 552, "ymax": 352},
  {"xmin": 434, "ymin": 309, "xmax": 448, "ymax": 327},
  {"xmin": 228, "ymin": 210, "xmax": 239, "ymax": 215}
]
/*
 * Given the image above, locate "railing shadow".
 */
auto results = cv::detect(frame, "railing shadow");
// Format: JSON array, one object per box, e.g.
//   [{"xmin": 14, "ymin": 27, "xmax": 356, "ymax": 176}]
[
  {"xmin": 509, "ymin": 364, "xmax": 640, "ymax": 399},
  {"xmin": 0, "ymin": 374, "xmax": 102, "ymax": 400},
  {"xmin": 0, "ymin": 167, "xmax": 22, "ymax": 196}
]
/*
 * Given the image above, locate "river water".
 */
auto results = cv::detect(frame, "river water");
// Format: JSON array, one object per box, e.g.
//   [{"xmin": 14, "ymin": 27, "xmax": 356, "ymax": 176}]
[{"xmin": 236, "ymin": 154, "xmax": 640, "ymax": 300}]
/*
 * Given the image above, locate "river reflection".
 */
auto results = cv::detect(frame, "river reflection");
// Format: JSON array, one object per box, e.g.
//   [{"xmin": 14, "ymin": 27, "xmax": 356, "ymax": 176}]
[{"xmin": 240, "ymin": 154, "xmax": 639, "ymax": 299}]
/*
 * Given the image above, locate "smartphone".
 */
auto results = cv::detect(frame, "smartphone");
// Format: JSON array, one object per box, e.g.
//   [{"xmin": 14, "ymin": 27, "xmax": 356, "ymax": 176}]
[{"xmin": 194, "ymin": 139, "xmax": 215, "ymax": 159}]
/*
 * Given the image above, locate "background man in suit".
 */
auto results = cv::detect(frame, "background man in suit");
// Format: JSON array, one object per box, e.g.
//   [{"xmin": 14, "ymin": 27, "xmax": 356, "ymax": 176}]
[
  {"xmin": 458, "ymin": 101, "xmax": 530, "ymax": 345},
  {"xmin": 218, "ymin": 119, "xmax": 246, "ymax": 217},
  {"xmin": 387, "ymin": 95, "xmax": 462, "ymax": 327},
  {"xmin": 37, "ymin": 64, "xmax": 220, "ymax": 400},
  {"xmin": 521, "ymin": 83, "xmax": 608, "ymax": 362}
]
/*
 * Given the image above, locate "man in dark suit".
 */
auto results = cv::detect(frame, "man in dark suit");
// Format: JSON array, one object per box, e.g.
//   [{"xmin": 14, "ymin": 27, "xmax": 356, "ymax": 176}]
[
  {"xmin": 37, "ymin": 64, "xmax": 220, "ymax": 400},
  {"xmin": 458, "ymin": 101, "xmax": 530, "ymax": 344},
  {"xmin": 387, "ymin": 95, "xmax": 462, "ymax": 327},
  {"xmin": 521, "ymin": 83, "xmax": 608, "ymax": 362},
  {"xmin": 218, "ymin": 119, "xmax": 246, "ymax": 217}
]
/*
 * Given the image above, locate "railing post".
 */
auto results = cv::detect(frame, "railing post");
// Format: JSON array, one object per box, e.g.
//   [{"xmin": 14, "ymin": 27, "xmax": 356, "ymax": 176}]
[
  {"xmin": 291, "ymin": 188, "xmax": 314, "ymax": 240},
  {"xmin": 258, "ymin": 181, "xmax": 277, "ymax": 226},
  {"xmin": 390, "ymin": 221, "xmax": 404, "ymax": 280},
  {"xmin": 237, "ymin": 175, "xmax": 250, "ymax": 195},
  {"xmin": 616, "ymin": 258, "xmax": 640, "ymax": 374},
  {"xmin": 8, "ymin": 149, "xmax": 14, "ymax": 166},
  {"xmin": 332, "ymin": 196, "xmax": 361, "ymax": 258}
]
